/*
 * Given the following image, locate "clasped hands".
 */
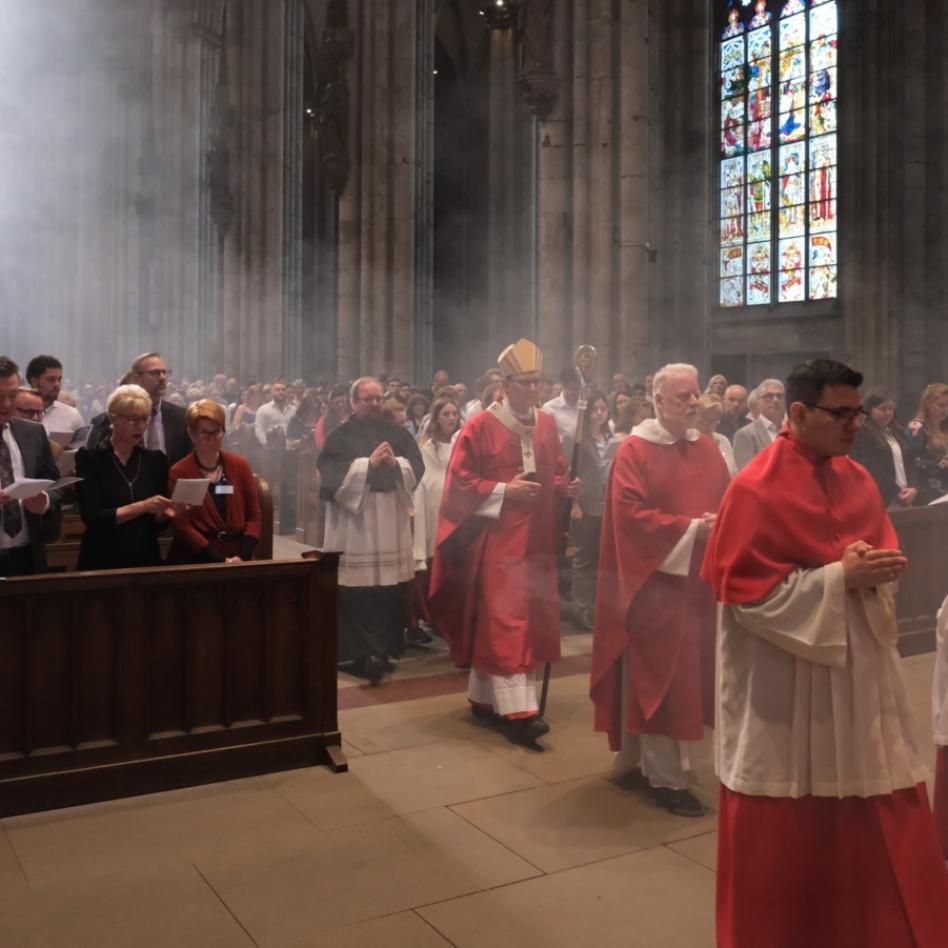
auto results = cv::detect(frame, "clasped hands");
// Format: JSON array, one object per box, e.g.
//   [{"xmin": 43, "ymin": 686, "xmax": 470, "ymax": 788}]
[
  {"xmin": 369, "ymin": 442, "xmax": 398, "ymax": 468},
  {"xmin": 842, "ymin": 540, "xmax": 907, "ymax": 590},
  {"xmin": 696, "ymin": 512, "xmax": 717, "ymax": 541}
]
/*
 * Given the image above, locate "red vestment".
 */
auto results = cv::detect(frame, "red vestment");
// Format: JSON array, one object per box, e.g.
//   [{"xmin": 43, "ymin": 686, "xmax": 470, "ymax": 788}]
[
  {"xmin": 700, "ymin": 430, "xmax": 897, "ymax": 604},
  {"xmin": 702, "ymin": 430, "xmax": 948, "ymax": 946},
  {"xmin": 429, "ymin": 408, "xmax": 568, "ymax": 676},
  {"xmin": 591, "ymin": 433, "xmax": 730, "ymax": 751}
]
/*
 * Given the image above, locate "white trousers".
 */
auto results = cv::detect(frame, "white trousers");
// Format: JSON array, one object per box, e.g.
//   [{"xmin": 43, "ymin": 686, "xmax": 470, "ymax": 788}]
[{"xmin": 468, "ymin": 668, "xmax": 538, "ymax": 718}]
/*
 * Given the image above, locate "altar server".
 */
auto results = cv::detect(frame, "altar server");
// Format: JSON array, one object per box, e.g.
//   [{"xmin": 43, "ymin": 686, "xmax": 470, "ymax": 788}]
[{"xmin": 702, "ymin": 358, "xmax": 948, "ymax": 948}]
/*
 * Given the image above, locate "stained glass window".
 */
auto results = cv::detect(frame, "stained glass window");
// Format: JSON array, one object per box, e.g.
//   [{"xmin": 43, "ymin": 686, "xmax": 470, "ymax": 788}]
[{"xmin": 718, "ymin": 0, "xmax": 838, "ymax": 307}]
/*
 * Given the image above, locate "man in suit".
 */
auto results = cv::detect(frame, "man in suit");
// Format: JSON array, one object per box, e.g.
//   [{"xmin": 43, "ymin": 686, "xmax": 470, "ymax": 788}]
[
  {"xmin": 733, "ymin": 379, "xmax": 786, "ymax": 470},
  {"xmin": 89, "ymin": 352, "xmax": 189, "ymax": 465},
  {"xmin": 717, "ymin": 384, "xmax": 751, "ymax": 443},
  {"xmin": 0, "ymin": 355, "xmax": 62, "ymax": 576}
]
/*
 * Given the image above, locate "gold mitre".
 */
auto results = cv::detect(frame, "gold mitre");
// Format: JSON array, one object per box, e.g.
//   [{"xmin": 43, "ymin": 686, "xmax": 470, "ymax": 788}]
[{"xmin": 498, "ymin": 338, "xmax": 543, "ymax": 377}]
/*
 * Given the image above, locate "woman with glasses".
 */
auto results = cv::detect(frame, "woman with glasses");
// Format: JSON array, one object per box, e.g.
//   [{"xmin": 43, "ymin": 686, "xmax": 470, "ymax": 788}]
[
  {"xmin": 904, "ymin": 382, "xmax": 948, "ymax": 505},
  {"xmin": 167, "ymin": 399, "xmax": 261, "ymax": 564},
  {"xmin": 851, "ymin": 388, "xmax": 918, "ymax": 508},
  {"xmin": 75, "ymin": 384, "xmax": 182, "ymax": 570}
]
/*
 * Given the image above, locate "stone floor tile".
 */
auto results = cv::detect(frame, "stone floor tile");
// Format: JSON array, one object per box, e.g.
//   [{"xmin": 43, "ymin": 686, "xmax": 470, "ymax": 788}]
[
  {"xmin": 419, "ymin": 845, "xmax": 716, "ymax": 948},
  {"xmin": 4, "ymin": 779, "xmax": 318, "ymax": 890},
  {"xmin": 0, "ymin": 863, "xmax": 255, "ymax": 948},
  {"xmin": 194, "ymin": 807, "xmax": 541, "ymax": 945},
  {"xmin": 297, "ymin": 911, "xmax": 453, "ymax": 947},
  {"xmin": 269, "ymin": 740, "xmax": 542, "ymax": 830},
  {"xmin": 666, "ymin": 830, "xmax": 718, "ymax": 872},
  {"xmin": 0, "ymin": 824, "xmax": 29, "ymax": 897},
  {"xmin": 339, "ymin": 691, "xmax": 494, "ymax": 754},
  {"xmin": 450, "ymin": 772, "xmax": 717, "ymax": 873}
]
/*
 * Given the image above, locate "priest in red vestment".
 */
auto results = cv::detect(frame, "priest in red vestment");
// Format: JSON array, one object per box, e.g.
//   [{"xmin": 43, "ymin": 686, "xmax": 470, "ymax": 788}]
[
  {"xmin": 702, "ymin": 359, "xmax": 948, "ymax": 948},
  {"xmin": 591, "ymin": 363, "xmax": 730, "ymax": 816},
  {"xmin": 429, "ymin": 338, "xmax": 577, "ymax": 748}
]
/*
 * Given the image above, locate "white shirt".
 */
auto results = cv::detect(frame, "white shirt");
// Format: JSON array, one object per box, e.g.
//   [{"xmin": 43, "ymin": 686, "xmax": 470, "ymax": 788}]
[
  {"xmin": 0, "ymin": 424, "xmax": 30, "ymax": 549},
  {"xmin": 254, "ymin": 401, "xmax": 296, "ymax": 446},
  {"xmin": 541, "ymin": 393, "xmax": 579, "ymax": 445},
  {"xmin": 884, "ymin": 432, "xmax": 908, "ymax": 490},
  {"xmin": 43, "ymin": 400, "xmax": 84, "ymax": 436},
  {"xmin": 761, "ymin": 416, "xmax": 779, "ymax": 442}
]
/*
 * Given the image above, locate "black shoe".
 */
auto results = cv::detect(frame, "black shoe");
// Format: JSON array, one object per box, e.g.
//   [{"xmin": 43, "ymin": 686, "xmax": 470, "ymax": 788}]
[
  {"xmin": 507, "ymin": 716, "xmax": 551, "ymax": 750},
  {"xmin": 364, "ymin": 654, "xmax": 386, "ymax": 686},
  {"xmin": 471, "ymin": 704, "xmax": 503, "ymax": 726},
  {"xmin": 649, "ymin": 786, "xmax": 706, "ymax": 817},
  {"xmin": 406, "ymin": 626, "xmax": 434, "ymax": 646}
]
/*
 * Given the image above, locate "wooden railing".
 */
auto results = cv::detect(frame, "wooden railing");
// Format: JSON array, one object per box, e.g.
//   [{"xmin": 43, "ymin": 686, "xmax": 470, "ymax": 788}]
[{"xmin": 0, "ymin": 555, "xmax": 344, "ymax": 816}]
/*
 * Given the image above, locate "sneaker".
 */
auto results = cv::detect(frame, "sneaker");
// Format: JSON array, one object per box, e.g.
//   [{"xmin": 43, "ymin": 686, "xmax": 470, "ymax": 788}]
[
  {"xmin": 649, "ymin": 786, "xmax": 706, "ymax": 817},
  {"xmin": 406, "ymin": 626, "xmax": 434, "ymax": 646}
]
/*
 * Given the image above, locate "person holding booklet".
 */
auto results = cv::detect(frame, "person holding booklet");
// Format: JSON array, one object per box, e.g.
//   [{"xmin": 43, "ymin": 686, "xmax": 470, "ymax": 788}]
[
  {"xmin": 75, "ymin": 384, "xmax": 186, "ymax": 570},
  {"xmin": 167, "ymin": 400, "xmax": 261, "ymax": 564}
]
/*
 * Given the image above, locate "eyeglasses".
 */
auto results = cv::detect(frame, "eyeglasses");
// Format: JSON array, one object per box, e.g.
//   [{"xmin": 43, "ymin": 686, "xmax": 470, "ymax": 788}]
[
  {"xmin": 194, "ymin": 428, "xmax": 224, "ymax": 439},
  {"xmin": 759, "ymin": 392, "xmax": 785, "ymax": 402},
  {"xmin": 509, "ymin": 378, "xmax": 542, "ymax": 389},
  {"xmin": 805, "ymin": 404, "xmax": 869, "ymax": 425},
  {"xmin": 140, "ymin": 368, "xmax": 171, "ymax": 378},
  {"xmin": 17, "ymin": 408, "xmax": 44, "ymax": 419}
]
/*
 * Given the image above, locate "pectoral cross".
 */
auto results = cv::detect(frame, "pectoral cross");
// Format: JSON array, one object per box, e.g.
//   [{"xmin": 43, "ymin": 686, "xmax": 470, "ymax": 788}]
[{"xmin": 523, "ymin": 448, "xmax": 533, "ymax": 459}]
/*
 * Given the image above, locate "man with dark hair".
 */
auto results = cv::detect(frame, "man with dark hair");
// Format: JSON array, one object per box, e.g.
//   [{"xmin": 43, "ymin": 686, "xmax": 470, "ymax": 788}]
[
  {"xmin": 14, "ymin": 388, "xmax": 45, "ymax": 423},
  {"xmin": 0, "ymin": 356, "xmax": 61, "ymax": 576},
  {"xmin": 541, "ymin": 367, "xmax": 582, "ymax": 444},
  {"xmin": 716, "ymin": 384, "xmax": 750, "ymax": 443},
  {"xmin": 318, "ymin": 377, "xmax": 425, "ymax": 684},
  {"xmin": 26, "ymin": 354, "xmax": 84, "ymax": 435},
  {"xmin": 703, "ymin": 358, "xmax": 948, "ymax": 946}
]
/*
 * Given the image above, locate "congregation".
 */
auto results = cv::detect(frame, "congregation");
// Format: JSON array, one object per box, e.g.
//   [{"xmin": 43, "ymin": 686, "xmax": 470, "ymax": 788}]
[{"xmin": 2, "ymin": 342, "xmax": 948, "ymax": 945}]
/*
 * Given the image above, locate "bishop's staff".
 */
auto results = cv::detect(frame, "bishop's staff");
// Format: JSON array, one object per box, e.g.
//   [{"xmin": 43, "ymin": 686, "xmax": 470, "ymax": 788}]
[{"xmin": 539, "ymin": 344, "xmax": 597, "ymax": 717}]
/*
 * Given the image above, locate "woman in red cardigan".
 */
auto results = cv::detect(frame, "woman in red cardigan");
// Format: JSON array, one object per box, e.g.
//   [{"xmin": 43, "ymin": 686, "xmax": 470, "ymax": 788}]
[{"xmin": 168, "ymin": 399, "xmax": 262, "ymax": 563}]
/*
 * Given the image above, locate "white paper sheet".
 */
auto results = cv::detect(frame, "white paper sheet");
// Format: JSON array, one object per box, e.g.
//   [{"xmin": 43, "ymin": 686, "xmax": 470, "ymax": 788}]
[
  {"xmin": 171, "ymin": 478, "xmax": 210, "ymax": 505},
  {"xmin": 2, "ymin": 477, "xmax": 82, "ymax": 500}
]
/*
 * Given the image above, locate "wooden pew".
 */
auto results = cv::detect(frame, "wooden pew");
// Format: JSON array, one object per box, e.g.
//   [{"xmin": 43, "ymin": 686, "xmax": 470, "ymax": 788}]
[
  {"xmin": 0, "ymin": 554, "xmax": 344, "ymax": 817},
  {"xmin": 45, "ymin": 475, "xmax": 273, "ymax": 572},
  {"xmin": 891, "ymin": 504, "xmax": 948, "ymax": 656}
]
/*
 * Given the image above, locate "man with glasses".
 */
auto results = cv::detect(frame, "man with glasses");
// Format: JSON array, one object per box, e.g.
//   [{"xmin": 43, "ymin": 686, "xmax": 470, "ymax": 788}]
[
  {"xmin": 733, "ymin": 378, "xmax": 786, "ymax": 470},
  {"xmin": 0, "ymin": 356, "xmax": 61, "ymax": 576},
  {"xmin": 430, "ymin": 339, "xmax": 578, "ymax": 749},
  {"xmin": 703, "ymin": 359, "xmax": 948, "ymax": 946},
  {"xmin": 88, "ymin": 352, "xmax": 189, "ymax": 464},
  {"xmin": 318, "ymin": 377, "xmax": 425, "ymax": 685}
]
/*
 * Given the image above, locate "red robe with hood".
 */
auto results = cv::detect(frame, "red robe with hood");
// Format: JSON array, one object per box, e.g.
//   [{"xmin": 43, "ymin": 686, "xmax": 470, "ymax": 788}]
[
  {"xmin": 591, "ymin": 424, "xmax": 730, "ymax": 751},
  {"xmin": 429, "ymin": 402, "xmax": 568, "ymax": 676}
]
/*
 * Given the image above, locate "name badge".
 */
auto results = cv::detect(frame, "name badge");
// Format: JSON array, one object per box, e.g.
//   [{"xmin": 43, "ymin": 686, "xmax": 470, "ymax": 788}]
[{"xmin": 214, "ymin": 484, "xmax": 235, "ymax": 495}]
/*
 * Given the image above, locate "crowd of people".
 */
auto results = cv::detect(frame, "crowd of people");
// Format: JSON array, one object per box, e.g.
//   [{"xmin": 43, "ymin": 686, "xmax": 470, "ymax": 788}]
[{"xmin": 2, "ymin": 342, "xmax": 948, "ymax": 944}]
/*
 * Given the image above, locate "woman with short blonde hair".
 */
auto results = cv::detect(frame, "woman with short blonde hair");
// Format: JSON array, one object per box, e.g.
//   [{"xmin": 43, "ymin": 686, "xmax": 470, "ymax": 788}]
[
  {"xmin": 168, "ymin": 399, "xmax": 262, "ymax": 564},
  {"xmin": 76, "ymin": 384, "xmax": 181, "ymax": 570},
  {"xmin": 696, "ymin": 394, "xmax": 737, "ymax": 477}
]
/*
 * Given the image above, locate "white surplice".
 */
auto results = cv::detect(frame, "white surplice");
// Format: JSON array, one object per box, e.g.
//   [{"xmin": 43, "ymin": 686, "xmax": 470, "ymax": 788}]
[
  {"xmin": 934, "ymin": 595, "xmax": 948, "ymax": 747},
  {"xmin": 717, "ymin": 562, "xmax": 929, "ymax": 798},
  {"xmin": 323, "ymin": 457, "xmax": 417, "ymax": 588},
  {"xmin": 412, "ymin": 437, "xmax": 454, "ymax": 568}
]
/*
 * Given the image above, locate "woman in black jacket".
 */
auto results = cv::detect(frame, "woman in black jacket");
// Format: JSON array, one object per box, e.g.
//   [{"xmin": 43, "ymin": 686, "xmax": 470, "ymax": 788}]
[{"xmin": 851, "ymin": 387, "xmax": 918, "ymax": 509}]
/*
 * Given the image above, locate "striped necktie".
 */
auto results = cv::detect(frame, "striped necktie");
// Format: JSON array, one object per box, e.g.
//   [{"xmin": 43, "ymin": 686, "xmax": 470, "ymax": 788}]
[{"xmin": 0, "ymin": 424, "xmax": 23, "ymax": 538}]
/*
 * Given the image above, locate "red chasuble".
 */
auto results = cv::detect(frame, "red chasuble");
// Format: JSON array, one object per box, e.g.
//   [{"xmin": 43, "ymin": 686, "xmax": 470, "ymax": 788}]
[
  {"xmin": 701, "ymin": 429, "xmax": 898, "ymax": 604},
  {"xmin": 591, "ymin": 432, "xmax": 730, "ymax": 750},
  {"xmin": 429, "ymin": 407, "xmax": 568, "ymax": 676}
]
